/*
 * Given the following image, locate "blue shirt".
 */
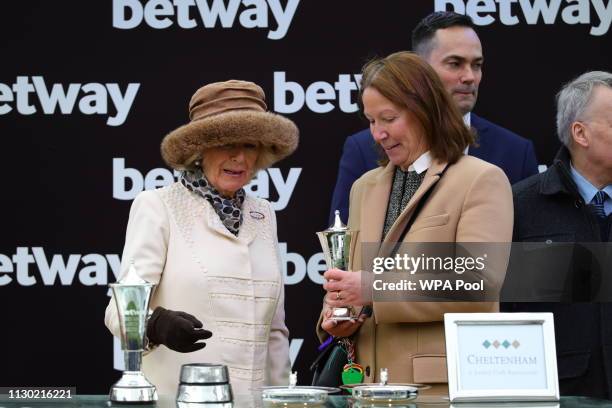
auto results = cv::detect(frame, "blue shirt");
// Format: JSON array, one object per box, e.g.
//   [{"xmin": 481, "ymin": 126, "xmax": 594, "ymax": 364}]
[{"xmin": 570, "ymin": 163, "xmax": 612, "ymax": 216}]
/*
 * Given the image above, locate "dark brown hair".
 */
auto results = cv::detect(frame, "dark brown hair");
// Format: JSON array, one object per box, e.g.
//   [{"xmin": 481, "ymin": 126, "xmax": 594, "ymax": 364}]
[{"xmin": 360, "ymin": 51, "xmax": 474, "ymax": 165}]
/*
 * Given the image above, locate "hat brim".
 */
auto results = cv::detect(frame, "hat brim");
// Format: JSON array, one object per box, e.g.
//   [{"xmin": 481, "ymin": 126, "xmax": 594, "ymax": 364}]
[{"xmin": 161, "ymin": 110, "xmax": 299, "ymax": 170}]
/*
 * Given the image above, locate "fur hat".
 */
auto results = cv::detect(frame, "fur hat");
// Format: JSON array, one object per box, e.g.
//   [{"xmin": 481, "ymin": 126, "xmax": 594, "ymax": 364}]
[{"xmin": 161, "ymin": 80, "xmax": 299, "ymax": 170}]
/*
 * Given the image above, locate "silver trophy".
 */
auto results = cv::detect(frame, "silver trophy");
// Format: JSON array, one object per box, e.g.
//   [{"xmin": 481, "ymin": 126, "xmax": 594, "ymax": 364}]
[
  {"xmin": 317, "ymin": 210, "xmax": 356, "ymax": 321},
  {"xmin": 109, "ymin": 262, "xmax": 158, "ymax": 403}
]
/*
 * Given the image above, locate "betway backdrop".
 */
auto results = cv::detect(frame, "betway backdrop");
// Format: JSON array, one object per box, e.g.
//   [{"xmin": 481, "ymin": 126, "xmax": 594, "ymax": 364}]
[{"xmin": 0, "ymin": 0, "xmax": 610, "ymax": 393}]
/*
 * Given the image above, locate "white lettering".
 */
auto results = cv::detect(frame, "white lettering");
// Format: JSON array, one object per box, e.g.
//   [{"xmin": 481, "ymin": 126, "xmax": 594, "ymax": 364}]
[
  {"xmin": 267, "ymin": 0, "xmax": 300, "ymax": 40},
  {"xmin": 0, "ymin": 77, "xmax": 139, "ymax": 126},
  {"xmin": 519, "ymin": 0, "xmax": 562, "ymax": 24},
  {"xmin": 266, "ymin": 168, "xmax": 301, "ymax": 210},
  {"xmin": 289, "ymin": 338, "xmax": 303, "ymax": 368},
  {"xmin": 273, "ymin": 71, "xmax": 304, "ymax": 114},
  {"xmin": 113, "ymin": 158, "xmax": 301, "ymax": 211},
  {"xmin": 240, "ymin": 0, "xmax": 268, "ymax": 29},
  {"xmin": 175, "ymin": 0, "xmax": 198, "ymax": 28},
  {"xmin": 279, "ymin": 243, "xmax": 325, "ymax": 285},
  {"xmin": 305, "ymin": 81, "xmax": 335, "ymax": 113},
  {"xmin": 13, "ymin": 247, "xmax": 36, "ymax": 286},
  {"xmin": 306, "ymin": 252, "xmax": 326, "ymax": 285},
  {"xmin": 335, "ymin": 74, "xmax": 360, "ymax": 112},
  {"xmin": 562, "ymin": 0, "xmax": 590, "ymax": 25},
  {"xmin": 112, "ymin": 0, "xmax": 300, "ymax": 40},
  {"xmin": 146, "ymin": 0, "xmax": 175, "ymax": 29},
  {"xmin": 106, "ymin": 83, "xmax": 141, "ymax": 126},
  {"xmin": 0, "ymin": 83, "xmax": 13, "ymax": 114},
  {"xmin": 273, "ymin": 72, "xmax": 362, "ymax": 114},
  {"xmin": 280, "ymin": 242, "xmax": 306, "ymax": 285},
  {"xmin": 591, "ymin": 0, "xmax": 612, "ymax": 35},
  {"xmin": 13, "ymin": 76, "xmax": 35, "ymax": 115},
  {"xmin": 436, "ymin": 0, "xmax": 611, "ymax": 35},
  {"xmin": 0, "ymin": 254, "xmax": 14, "ymax": 285},
  {"xmin": 113, "ymin": 158, "xmax": 146, "ymax": 200},
  {"xmin": 32, "ymin": 77, "xmax": 81, "ymax": 114},
  {"xmin": 194, "ymin": 0, "xmax": 242, "ymax": 27},
  {"xmin": 498, "ymin": 0, "xmax": 520, "ymax": 24},
  {"xmin": 0, "ymin": 248, "xmax": 123, "ymax": 288},
  {"xmin": 467, "ymin": 0, "xmax": 497, "ymax": 25},
  {"xmin": 113, "ymin": 0, "xmax": 144, "ymax": 29},
  {"xmin": 80, "ymin": 254, "xmax": 110, "ymax": 286},
  {"xmin": 33, "ymin": 247, "xmax": 80, "ymax": 286},
  {"xmin": 79, "ymin": 83, "xmax": 108, "ymax": 115}
]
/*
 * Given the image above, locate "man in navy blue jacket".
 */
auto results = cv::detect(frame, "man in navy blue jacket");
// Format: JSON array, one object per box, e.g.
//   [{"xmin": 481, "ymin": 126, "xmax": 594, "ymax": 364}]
[{"xmin": 329, "ymin": 12, "xmax": 538, "ymax": 224}]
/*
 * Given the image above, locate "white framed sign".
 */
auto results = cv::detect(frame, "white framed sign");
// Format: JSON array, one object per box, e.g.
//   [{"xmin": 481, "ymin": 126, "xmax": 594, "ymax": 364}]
[{"xmin": 445, "ymin": 313, "xmax": 559, "ymax": 402}]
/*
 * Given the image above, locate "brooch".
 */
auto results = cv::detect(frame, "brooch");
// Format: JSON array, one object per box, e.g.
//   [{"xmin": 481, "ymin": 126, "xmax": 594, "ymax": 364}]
[{"xmin": 249, "ymin": 211, "xmax": 265, "ymax": 220}]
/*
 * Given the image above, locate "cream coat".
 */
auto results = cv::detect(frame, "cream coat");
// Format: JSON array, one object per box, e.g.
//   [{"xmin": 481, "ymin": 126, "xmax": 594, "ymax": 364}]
[
  {"xmin": 105, "ymin": 182, "xmax": 290, "ymax": 396},
  {"xmin": 317, "ymin": 156, "xmax": 513, "ymax": 393}
]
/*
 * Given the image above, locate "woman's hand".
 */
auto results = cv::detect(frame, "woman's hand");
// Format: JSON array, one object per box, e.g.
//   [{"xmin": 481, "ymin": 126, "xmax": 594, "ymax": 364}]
[
  {"xmin": 323, "ymin": 268, "xmax": 371, "ymax": 308},
  {"xmin": 320, "ymin": 304, "xmax": 368, "ymax": 338}
]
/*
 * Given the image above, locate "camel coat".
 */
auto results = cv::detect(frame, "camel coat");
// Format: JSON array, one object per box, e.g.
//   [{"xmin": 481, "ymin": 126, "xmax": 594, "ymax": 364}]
[
  {"xmin": 317, "ymin": 156, "xmax": 513, "ymax": 393},
  {"xmin": 106, "ymin": 182, "xmax": 290, "ymax": 396}
]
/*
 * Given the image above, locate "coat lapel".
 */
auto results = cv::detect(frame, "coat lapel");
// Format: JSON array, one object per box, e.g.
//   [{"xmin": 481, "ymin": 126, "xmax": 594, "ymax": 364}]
[
  {"xmin": 202, "ymin": 200, "xmax": 238, "ymax": 240},
  {"xmin": 360, "ymin": 162, "xmax": 395, "ymax": 244},
  {"xmin": 382, "ymin": 160, "xmax": 449, "ymax": 245}
]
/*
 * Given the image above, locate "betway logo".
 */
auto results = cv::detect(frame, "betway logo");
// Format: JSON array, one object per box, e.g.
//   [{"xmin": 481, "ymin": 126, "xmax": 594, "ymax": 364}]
[
  {"xmin": 0, "ymin": 246, "xmax": 325, "ymax": 287},
  {"xmin": 113, "ymin": 0, "xmax": 300, "ymax": 40},
  {"xmin": 0, "ymin": 76, "xmax": 139, "ymax": 126},
  {"xmin": 0, "ymin": 247, "xmax": 120, "ymax": 287},
  {"xmin": 436, "ymin": 0, "xmax": 612, "ymax": 36},
  {"xmin": 273, "ymin": 72, "xmax": 362, "ymax": 114},
  {"xmin": 113, "ymin": 158, "xmax": 301, "ymax": 211}
]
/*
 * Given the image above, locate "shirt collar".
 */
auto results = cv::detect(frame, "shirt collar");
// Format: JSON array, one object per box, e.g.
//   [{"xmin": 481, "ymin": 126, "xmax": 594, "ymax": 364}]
[
  {"xmin": 463, "ymin": 113, "xmax": 471, "ymax": 155},
  {"xmin": 407, "ymin": 151, "xmax": 432, "ymax": 174},
  {"xmin": 569, "ymin": 162, "xmax": 612, "ymax": 203},
  {"xmin": 407, "ymin": 115, "xmax": 469, "ymax": 172}
]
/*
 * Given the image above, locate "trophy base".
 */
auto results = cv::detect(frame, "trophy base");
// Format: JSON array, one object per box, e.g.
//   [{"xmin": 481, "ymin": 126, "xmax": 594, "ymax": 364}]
[
  {"xmin": 330, "ymin": 307, "xmax": 357, "ymax": 322},
  {"xmin": 109, "ymin": 371, "xmax": 158, "ymax": 404},
  {"xmin": 330, "ymin": 316, "xmax": 357, "ymax": 321}
]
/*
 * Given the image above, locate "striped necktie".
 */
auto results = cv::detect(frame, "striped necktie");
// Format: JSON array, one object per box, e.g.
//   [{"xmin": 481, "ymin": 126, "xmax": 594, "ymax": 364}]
[{"xmin": 591, "ymin": 190, "xmax": 608, "ymax": 218}]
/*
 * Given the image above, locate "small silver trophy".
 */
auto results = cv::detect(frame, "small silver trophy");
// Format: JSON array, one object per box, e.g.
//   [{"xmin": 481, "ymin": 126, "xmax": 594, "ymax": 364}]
[
  {"xmin": 109, "ymin": 262, "xmax": 158, "ymax": 403},
  {"xmin": 317, "ymin": 210, "xmax": 356, "ymax": 321}
]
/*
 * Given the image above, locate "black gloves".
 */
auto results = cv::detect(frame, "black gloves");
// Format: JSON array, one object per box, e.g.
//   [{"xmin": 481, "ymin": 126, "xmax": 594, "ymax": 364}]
[{"xmin": 146, "ymin": 306, "xmax": 212, "ymax": 353}]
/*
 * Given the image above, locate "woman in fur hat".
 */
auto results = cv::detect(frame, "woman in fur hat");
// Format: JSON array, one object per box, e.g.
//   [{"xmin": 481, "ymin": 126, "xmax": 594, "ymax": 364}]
[{"xmin": 105, "ymin": 80, "xmax": 298, "ymax": 395}]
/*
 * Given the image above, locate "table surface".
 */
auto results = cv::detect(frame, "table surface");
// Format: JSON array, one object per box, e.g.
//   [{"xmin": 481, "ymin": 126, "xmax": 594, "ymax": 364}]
[{"xmin": 1, "ymin": 394, "xmax": 612, "ymax": 408}]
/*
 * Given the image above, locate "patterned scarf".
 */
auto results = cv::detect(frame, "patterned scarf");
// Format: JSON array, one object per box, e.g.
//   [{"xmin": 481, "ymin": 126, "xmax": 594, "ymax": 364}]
[
  {"xmin": 180, "ymin": 170, "xmax": 246, "ymax": 236},
  {"xmin": 383, "ymin": 167, "xmax": 426, "ymax": 238}
]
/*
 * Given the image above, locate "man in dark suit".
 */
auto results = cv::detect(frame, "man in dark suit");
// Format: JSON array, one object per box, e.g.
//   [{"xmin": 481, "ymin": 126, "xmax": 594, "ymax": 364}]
[
  {"xmin": 329, "ymin": 12, "xmax": 538, "ymax": 224},
  {"xmin": 508, "ymin": 71, "xmax": 612, "ymax": 398}
]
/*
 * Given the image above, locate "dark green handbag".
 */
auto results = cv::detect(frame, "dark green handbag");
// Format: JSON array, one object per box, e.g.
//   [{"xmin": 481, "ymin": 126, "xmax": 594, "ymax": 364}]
[{"xmin": 310, "ymin": 338, "xmax": 348, "ymax": 387}]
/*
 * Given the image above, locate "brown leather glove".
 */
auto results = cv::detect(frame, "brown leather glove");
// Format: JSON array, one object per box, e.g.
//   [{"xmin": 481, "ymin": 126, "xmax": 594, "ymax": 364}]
[{"xmin": 146, "ymin": 306, "xmax": 212, "ymax": 353}]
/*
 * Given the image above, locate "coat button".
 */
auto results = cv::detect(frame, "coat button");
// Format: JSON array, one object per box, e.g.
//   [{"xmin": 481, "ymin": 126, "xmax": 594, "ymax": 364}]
[{"xmin": 365, "ymin": 366, "xmax": 370, "ymax": 377}]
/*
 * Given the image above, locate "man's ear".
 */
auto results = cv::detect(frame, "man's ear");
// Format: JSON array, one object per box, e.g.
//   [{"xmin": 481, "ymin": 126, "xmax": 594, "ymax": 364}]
[{"xmin": 570, "ymin": 121, "xmax": 589, "ymax": 148}]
